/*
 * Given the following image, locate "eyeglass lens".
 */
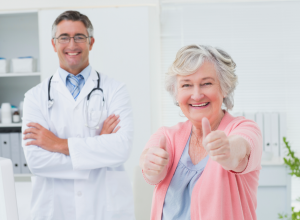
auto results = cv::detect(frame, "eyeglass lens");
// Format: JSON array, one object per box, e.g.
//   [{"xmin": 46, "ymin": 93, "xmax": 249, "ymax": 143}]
[{"xmin": 58, "ymin": 35, "xmax": 87, "ymax": 43}]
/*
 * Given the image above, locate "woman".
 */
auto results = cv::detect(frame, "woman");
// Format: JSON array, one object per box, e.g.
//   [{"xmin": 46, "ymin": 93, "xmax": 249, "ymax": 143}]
[{"xmin": 140, "ymin": 45, "xmax": 262, "ymax": 220}]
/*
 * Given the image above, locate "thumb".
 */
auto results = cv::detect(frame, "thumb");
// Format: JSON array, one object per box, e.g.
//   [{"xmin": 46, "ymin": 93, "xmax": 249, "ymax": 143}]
[
  {"xmin": 158, "ymin": 135, "xmax": 167, "ymax": 151},
  {"xmin": 202, "ymin": 117, "xmax": 211, "ymax": 139}
]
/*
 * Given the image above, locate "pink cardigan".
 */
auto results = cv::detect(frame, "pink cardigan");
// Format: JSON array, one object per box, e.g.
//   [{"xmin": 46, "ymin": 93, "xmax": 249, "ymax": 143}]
[{"xmin": 143, "ymin": 112, "xmax": 263, "ymax": 220}]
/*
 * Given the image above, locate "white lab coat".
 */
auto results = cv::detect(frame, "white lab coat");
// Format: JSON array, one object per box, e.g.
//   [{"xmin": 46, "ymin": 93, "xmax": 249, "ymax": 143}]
[{"xmin": 22, "ymin": 68, "xmax": 135, "ymax": 220}]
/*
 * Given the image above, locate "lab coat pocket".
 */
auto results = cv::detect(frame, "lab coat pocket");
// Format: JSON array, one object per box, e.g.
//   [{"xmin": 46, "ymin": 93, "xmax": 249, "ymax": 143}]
[{"xmin": 105, "ymin": 171, "xmax": 134, "ymax": 212}]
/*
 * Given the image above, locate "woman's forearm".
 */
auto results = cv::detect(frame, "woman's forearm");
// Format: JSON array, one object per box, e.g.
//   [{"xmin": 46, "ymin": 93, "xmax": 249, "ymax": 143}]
[{"xmin": 228, "ymin": 135, "xmax": 251, "ymax": 172}]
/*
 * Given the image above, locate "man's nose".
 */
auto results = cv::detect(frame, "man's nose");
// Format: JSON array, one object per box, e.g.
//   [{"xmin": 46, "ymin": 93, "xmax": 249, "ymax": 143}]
[
  {"xmin": 67, "ymin": 37, "xmax": 77, "ymax": 47},
  {"xmin": 191, "ymin": 87, "xmax": 204, "ymax": 101}
]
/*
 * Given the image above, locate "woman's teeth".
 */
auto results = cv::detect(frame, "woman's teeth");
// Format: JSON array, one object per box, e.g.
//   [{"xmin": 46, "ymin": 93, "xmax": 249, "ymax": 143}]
[
  {"xmin": 67, "ymin": 53, "xmax": 79, "ymax": 56},
  {"xmin": 191, "ymin": 102, "xmax": 209, "ymax": 107}
]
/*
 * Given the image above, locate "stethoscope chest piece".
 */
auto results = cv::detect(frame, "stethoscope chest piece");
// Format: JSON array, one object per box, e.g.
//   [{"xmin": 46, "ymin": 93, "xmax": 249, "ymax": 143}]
[{"xmin": 48, "ymin": 100, "xmax": 54, "ymax": 109}]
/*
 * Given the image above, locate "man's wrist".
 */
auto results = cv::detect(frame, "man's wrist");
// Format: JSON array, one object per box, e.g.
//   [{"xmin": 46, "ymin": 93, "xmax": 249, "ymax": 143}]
[{"xmin": 56, "ymin": 139, "xmax": 69, "ymax": 155}]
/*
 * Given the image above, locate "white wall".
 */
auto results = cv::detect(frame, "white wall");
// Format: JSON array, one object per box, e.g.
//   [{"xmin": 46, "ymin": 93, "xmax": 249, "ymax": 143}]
[
  {"xmin": 38, "ymin": 6, "xmax": 160, "ymax": 180},
  {"xmin": 0, "ymin": 0, "xmax": 159, "ymax": 12}
]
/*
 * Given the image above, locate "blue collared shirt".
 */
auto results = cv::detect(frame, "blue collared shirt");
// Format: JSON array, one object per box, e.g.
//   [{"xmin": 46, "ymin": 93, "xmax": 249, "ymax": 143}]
[{"xmin": 58, "ymin": 65, "xmax": 92, "ymax": 99}]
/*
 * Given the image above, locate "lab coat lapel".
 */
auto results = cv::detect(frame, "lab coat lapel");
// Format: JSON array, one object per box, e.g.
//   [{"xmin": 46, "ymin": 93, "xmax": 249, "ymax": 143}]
[
  {"xmin": 74, "ymin": 69, "xmax": 98, "ymax": 107},
  {"xmin": 51, "ymin": 71, "xmax": 76, "ymax": 104}
]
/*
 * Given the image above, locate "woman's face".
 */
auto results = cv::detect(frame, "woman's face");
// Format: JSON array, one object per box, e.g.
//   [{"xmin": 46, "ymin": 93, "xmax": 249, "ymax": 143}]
[{"xmin": 176, "ymin": 61, "xmax": 224, "ymax": 126}]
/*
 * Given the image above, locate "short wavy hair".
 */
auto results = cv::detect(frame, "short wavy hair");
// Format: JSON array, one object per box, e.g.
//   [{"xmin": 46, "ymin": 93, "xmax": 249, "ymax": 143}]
[
  {"xmin": 165, "ymin": 44, "xmax": 238, "ymax": 110},
  {"xmin": 52, "ymin": 10, "xmax": 94, "ymax": 42}
]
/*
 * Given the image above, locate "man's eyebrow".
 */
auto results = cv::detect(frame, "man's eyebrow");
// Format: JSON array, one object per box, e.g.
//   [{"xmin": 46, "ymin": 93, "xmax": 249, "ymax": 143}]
[
  {"xmin": 57, "ymin": 33, "xmax": 69, "ymax": 38},
  {"xmin": 57, "ymin": 33, "xmax": 87, "ymax": 37}
]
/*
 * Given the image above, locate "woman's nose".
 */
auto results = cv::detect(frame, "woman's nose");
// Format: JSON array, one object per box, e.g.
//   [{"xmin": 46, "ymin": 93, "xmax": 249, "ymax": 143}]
[{"xmin": 191, "ymin": 88, "xmax": 204, "ymax": 101}]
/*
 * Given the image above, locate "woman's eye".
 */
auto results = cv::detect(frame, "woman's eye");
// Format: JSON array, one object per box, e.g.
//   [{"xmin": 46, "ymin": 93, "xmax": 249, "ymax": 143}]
[
  {"xmin": 201, "ymin": 83, "xmax": 212, "ymax": 86},
  {"xmin": 182, "ymin": 84, "xmax": 190, "ymax": 87}
]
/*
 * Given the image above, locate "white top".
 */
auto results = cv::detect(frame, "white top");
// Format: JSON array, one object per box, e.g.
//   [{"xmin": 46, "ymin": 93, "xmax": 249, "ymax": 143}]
[{"xmin": 22, "ymin": 68, "xmax": 135, "ymax": 220}]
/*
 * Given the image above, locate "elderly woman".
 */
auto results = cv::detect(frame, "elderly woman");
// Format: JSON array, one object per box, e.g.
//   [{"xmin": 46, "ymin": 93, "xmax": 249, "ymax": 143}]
[{"xmin": 140, "ymin": 45, "xmax": 262, "ymax": 220}]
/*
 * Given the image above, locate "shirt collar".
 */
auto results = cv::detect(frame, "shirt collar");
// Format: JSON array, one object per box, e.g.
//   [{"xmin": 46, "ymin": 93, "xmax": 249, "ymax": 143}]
[{"xmin": 58, "ymin": 65, "xmax": 92, "ymax": 85}]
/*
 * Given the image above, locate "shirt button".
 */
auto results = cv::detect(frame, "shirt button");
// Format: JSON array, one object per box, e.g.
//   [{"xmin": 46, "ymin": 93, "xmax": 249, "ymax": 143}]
[{"xmin": 77, "ymin": 191, "xmax": 82, "ymax": 197}]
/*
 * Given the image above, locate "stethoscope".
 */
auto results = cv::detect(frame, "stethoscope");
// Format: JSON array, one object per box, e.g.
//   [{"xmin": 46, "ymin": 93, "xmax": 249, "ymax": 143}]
[{"xmin": 47, "ymin": 71, "xmax": 105, "ymax": 129}]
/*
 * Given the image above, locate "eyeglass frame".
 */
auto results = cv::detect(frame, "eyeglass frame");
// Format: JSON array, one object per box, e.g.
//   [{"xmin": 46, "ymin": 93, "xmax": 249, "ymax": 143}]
[{"xmin": 53, "ymin": 34, "xmax": 92, "ymax": 44}]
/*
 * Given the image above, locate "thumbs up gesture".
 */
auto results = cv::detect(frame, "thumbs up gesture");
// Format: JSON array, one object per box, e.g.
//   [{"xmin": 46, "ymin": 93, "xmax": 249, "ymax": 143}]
[
  {"xmin": 141, "ymin": 135, "xmax": 169, "ymax": 182},
  {"xmin": 202, "ymin": 117, "xmax": 236, "ymax": 170}
]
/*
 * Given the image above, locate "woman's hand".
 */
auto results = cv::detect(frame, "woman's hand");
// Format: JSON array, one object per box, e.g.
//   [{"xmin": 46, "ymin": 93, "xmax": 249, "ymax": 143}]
[
  {"xmin": 202, "ymin": 117, "xmax": 250, "ymax": 171},
  {"xmin": 100, "ymin": 114, "xmax": 120, "ymax": 135},
  {"xmin": 140, "ymin": 136, "xmax": 169, "ymax": 184}
]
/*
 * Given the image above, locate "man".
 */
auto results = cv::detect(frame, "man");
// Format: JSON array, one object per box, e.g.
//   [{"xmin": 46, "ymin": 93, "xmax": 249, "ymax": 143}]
[{"xmin": 22, "ymin": 11, "xmax": 135, "ymax": 220}]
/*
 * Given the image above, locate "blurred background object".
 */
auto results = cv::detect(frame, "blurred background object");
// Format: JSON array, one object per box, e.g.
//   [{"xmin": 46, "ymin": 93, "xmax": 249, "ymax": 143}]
[{"xmin": 1, "ymin": 0, "xmax": 300, "ymax": 219}]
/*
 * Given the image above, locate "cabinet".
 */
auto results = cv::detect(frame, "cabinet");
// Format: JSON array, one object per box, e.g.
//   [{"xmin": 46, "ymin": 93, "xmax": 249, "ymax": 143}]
[
  {"xmin": 257, "ymin": 159, "xmax": 291, "ymax": 219},
  {"xmin": 0, "ymin": 11, "xmax": 41, "ymax": 128},
  {"xmin": 0, "ymin": 11, "xmax": 41, "ymax": 180}
]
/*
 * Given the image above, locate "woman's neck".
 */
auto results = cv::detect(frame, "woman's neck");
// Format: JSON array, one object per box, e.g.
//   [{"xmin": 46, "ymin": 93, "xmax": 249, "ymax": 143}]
[{"xmin": 192, "ymin": 110, "xmax": 225, "ymax": 137}]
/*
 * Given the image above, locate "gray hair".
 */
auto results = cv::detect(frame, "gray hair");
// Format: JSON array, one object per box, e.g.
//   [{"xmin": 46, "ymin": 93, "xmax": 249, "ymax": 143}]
[
  {"xmin": 52, "ymin": 10, "xmax": 94, "ymax": 42},
  {"xmin": 165, "ymin": 44, "xmax": 238, "ymax": 110}
]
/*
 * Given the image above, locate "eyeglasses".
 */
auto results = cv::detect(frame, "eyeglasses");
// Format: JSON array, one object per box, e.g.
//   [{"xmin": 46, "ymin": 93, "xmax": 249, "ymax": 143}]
[{"xmin": 54, "ymin": 34, "xmax": 90, "ymax": 44}]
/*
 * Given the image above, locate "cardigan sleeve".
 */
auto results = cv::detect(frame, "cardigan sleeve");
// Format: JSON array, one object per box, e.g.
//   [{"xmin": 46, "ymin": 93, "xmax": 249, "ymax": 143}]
[
  {"xmin": 228, "ymin": 119, "xmax": 263, "ymax": 175},
  {"xmin": 142, "ymin": 127, "xmax": 174, "ymax": 185}
]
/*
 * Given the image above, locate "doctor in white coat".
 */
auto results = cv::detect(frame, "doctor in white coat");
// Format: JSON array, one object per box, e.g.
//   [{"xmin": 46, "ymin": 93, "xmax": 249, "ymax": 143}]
[{"xmin": 22, "ymin": 10, "xmax": 135, "ymax": 220}]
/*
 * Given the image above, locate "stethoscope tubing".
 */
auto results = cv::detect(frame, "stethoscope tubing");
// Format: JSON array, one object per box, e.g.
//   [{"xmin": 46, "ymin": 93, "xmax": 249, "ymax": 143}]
[{"xmin": 47, "ymin": 71, "xmax": 105, "ymax": 129}]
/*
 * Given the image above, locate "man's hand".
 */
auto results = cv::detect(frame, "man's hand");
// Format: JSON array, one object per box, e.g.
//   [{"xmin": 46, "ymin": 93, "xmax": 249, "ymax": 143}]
[
  {"xmin": 100, "ymin": 114, "xmax": 120, "ymax": 135},
  {"xmin": 23, "ymin": 123, "xmax": 69, "ymax": 155},
  {"xmin": 202, "ymin": 117, "xmax": 239, "ymax": 170},
  {"xmin": 140, "ymin": 136, "xmax": 169, "ymax": 183}
]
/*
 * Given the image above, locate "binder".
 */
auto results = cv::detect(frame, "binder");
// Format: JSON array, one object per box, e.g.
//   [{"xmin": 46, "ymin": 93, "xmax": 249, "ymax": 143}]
[
  {"xmin": 263, "ymin": 113, "xmax": 272, "ymax": 152},
  {"xmin": 0, "ymin": 133, "xmax": 11, "ymax": 159},
  {"xmin": 279, "ymin": 112, "xmax": 287, "ymax": 157},
  {"xmin": 10, "ymin": 133, "xmax": 21, "ymax": 174},
  {"xmin": 255, "ymin": 112, "xmax": 264, "ymax": 151},
  {"xmin": 244, "ymin": 112, "xmax": 255, "ymax": 121},
  {"xmin": 19, "ymin": 133, "xmax": 30, "ymax": 173},
  {"xmin": 271, "ymin": 113, "xmax": 279, "ymax": 157}
]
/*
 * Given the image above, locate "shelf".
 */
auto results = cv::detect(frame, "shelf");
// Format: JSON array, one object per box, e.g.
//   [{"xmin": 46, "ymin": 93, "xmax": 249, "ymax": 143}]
[
  {"xmin": 14, "ymin": 173, "xmax": 32, "ymax": 182},
  {"xmin": 0, "ymin": 72, "xmax": 41, "ymax": 77},
  {"xmin": 0, "ymin": 123, "xmax": 22, "ymax": 127},
  {"xmin": 14, "ymin": 174, "xmax": 32, "ymax": 177},
  {"xmin": 261, "ymin": 157, "xmax": 285, "ymax": 166}
]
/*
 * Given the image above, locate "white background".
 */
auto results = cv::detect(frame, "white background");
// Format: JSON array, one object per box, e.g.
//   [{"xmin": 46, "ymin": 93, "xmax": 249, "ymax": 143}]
[{"xmin": 1, "ymin": 0, "xmax": 300, "ymax": 219}]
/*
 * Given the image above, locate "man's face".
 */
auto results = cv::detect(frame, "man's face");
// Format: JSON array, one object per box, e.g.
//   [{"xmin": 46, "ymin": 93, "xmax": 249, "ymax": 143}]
[{"xmin": 51, "ymin": 20, "xmax": 95, "ymax": 74}]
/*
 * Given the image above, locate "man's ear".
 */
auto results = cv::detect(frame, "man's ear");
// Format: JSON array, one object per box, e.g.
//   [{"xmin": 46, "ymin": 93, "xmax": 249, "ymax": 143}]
[
  {"xmin": 89, "ymin": 37, "xmax": 95, "ymax": 51},
  {"xmin": 51, "ymin": 39, "xmax": 57, "ymax": 52}
]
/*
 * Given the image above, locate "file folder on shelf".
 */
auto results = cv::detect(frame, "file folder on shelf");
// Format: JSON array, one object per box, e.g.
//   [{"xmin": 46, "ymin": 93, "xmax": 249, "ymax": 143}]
[
  {"xmin": 19, "ymin": 133, "xmax": 30, "ymax": 173},
  {"xmin": 255, "ymin": 112, "xmax": 264, "ymax": 151},
  {"xmin": 244, "ymin": 112, "xmax": 255, "ymax": 122},
  {"xmin": 10, "ymin": 133, "xmax": 21, "ymax": 174},
  {"xmin": 0, "ymin": 133, "xmax": 11, "ymax": 159},
  {"xmin": 279, "ymin": 112, "xmax": 287, "ymax": 157},
  {"xmin": 271, "ymin": 113, "xmax": 279, "ymax": 157}
]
